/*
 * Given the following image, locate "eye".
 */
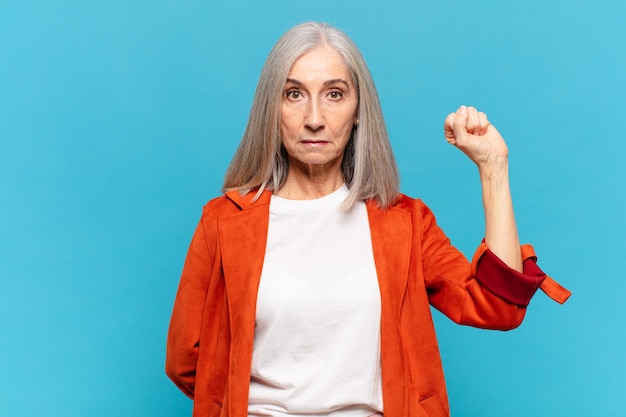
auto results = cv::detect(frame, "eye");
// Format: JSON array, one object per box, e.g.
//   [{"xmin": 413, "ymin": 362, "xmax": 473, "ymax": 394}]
[
  {"xmin": 286, "ymin": 89, "xmax": 302, "ymax": 99},
  {"xmin": 328, "ymin": 90, "xmax": 344, "ymax": 100}
]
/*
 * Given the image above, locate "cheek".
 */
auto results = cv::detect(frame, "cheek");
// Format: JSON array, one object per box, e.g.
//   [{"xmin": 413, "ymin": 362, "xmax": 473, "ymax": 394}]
[
  {"xmin": 333, "ymin": 111, "xmax": 357, "ymax": 134},
  {"xmin": 335, "ymin": 101, "xmax": 358, "ymax": 130},
  {"xmin": 280, "ymin": 111, "xmax": 299, "ymax": 137}
]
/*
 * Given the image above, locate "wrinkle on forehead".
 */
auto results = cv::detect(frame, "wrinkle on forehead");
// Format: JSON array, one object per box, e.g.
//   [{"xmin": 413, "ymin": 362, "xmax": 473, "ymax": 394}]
[{"xmin": 287, "ymin": 46, "xmax": 355, "ymax": 90}]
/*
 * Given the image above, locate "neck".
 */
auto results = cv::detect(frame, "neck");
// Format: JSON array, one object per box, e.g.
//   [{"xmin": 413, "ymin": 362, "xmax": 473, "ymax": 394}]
[{"xmin": 276, "ymin": 160, "xmax": 344, "ymax": 200}]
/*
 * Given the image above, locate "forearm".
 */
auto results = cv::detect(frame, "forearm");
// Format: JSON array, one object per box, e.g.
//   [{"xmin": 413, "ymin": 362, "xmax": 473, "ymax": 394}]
[{"xmin": 479, "ymin": 158, "xmax": 523, "ymax": 272}]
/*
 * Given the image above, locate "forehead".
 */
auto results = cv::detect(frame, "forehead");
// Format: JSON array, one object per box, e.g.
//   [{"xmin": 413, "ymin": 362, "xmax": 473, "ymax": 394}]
[{"xmin": 287, "ymin": 46, "xmax": 353, "ymax": 83}]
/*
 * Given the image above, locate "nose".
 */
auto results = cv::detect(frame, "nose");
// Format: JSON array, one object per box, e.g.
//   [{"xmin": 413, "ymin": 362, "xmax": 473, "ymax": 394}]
[{"xmin": 304, "ymin": 99, "xmax": 325, "ymax": 131}]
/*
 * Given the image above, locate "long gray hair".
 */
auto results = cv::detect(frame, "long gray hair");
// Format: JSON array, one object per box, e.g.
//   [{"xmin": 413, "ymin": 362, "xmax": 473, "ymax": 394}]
[{"xmin": 223, "ymin": 22, "xmax": 399, "ymax": 208}]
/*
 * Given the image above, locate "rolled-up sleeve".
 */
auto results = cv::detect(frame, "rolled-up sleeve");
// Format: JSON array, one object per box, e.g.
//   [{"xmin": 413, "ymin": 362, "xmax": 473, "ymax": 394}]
[
  {"xmin": 472, "ymin": 243, "xmax": 571, "ymax": 307},
  {"xmin": 418, "ymin": 199, "xmax": 570, "ymax": 330}
]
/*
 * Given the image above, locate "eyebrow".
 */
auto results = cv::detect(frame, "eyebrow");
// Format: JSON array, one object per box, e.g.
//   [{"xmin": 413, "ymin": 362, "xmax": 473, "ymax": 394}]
[{"xmin": 285, "ymin": 78, "xmax": 351, "ymax": 89}]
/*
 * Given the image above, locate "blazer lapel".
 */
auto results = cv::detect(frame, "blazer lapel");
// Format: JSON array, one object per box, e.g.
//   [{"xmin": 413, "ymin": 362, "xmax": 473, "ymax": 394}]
[
  {"xmin": 219, "ymin": 203, "xmax": 270, "ymax": 323},
  {"xmin": 367, "ymin": 200, "xmax": 412, "ymax": 416},
  {"xmin": 218, "ymin": 190, "xmax": 271, "ymax": 417},
  {"xmin": 367, "ymin": 201, "xmax": 412, "ymax": 317}
]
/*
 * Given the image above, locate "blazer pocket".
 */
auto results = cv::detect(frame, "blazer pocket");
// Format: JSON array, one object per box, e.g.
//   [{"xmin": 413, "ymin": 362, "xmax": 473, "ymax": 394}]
[
  {"xmin": 208, "ymin": 398, "xmax": 223, "ymax": 417},
  {"xmin": 419, "ymin": 392, "xmax": 447, "ymax": 417}
]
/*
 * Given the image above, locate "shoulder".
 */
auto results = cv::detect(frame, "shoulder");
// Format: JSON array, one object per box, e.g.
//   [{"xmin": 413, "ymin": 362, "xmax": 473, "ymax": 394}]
[
  {"xmin": 201, "ymin": 194, "xmax": 239, "ymax": 217},
  {"xmin": 206, "ymin": 188, "xmax": 273, "ymax": 211},
  {"xmin": 366, "ymin": 193, "xmax": 436, "ymax": 228},
  {"xmin": 193, "ymin": 190, "xmax": 272, "ymax": 250},
  {"xmin": 374, "ymin": 194, "xmax": 441, "ymax": 230},
  {"xmin": 386, "ymin": 193, "xmax": 432, "ymax": 216},
  {"xmin": 200, "ymin": 189, "xmax": 273, "ymax": 219}
]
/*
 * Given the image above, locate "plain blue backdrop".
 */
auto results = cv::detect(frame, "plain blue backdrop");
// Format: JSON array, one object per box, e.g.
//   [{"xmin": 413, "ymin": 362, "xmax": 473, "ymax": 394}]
[{"xmin": 1, "ymin": 1, "xmax": 624, "ymax": 416}]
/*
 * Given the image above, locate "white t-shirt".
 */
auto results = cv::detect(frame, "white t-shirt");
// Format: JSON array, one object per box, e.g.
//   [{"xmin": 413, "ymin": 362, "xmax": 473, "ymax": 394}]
[{"xmin": 248, "ymin": 185, "xmax": 383, "ymax": 417}]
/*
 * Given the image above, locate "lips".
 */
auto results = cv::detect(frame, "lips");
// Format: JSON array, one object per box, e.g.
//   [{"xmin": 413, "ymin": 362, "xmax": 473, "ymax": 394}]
[{"xmin": 301, "ymin": 140, "xmax": 329, "ymax": 145}]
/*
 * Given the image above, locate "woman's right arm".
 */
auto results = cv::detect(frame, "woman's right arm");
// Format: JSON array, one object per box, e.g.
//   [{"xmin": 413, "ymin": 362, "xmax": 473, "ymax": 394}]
[{"xmin": 165, "ymin": 217, "xmax": 215, "ymax": 399}]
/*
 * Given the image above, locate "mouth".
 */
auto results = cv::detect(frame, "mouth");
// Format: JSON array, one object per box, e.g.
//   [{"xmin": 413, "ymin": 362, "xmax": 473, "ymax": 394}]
[{"xmin": 301, "ymin": 140, "xmax": 329, "ymax": 146}]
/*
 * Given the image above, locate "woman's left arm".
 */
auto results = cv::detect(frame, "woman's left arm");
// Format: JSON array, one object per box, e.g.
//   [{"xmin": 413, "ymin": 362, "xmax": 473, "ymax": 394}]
[{"xmin": 444, "ymin": 105, "xmax": 522, "ymax": 272}]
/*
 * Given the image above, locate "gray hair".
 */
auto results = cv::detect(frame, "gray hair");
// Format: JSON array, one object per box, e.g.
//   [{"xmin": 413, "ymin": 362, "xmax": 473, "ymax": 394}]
[{"xmin": 223, "ymin": 22, "xmax": 399, "ymax": 208}]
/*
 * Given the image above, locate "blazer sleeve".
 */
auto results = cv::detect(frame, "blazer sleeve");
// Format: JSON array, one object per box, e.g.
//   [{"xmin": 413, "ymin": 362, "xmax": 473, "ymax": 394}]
[
  {"xmin": 165, "ymin": 210, "xmax": 215, "ymax": 398},
  {"xmin": 418, "ymin": 200, "xmax": 570, "ymax": 330}
]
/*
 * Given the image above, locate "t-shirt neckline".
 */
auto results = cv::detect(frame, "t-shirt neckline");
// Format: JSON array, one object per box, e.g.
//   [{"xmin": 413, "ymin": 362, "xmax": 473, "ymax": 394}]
[{"xmin": 270, "ymin": 184, "xmax": 349, "ymax": 212}]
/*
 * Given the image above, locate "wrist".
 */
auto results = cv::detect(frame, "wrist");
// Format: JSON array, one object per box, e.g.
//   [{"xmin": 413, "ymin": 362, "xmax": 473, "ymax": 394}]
[{"xmin": 478, "ymin": 156, "xmax": 509, "ymax": 182}]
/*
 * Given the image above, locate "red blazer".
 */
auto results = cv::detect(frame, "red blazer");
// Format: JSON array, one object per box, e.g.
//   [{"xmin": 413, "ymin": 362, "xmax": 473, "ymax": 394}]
[{"xmin": 166, "ymin": 190, "xmax": 570, "ymax": 417}]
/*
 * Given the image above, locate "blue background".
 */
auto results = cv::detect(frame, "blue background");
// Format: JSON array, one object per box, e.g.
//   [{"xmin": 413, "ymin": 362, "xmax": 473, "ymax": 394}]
[{"xmin": 1, "ymin": 1, "xmax": 624, "ymax": 416}]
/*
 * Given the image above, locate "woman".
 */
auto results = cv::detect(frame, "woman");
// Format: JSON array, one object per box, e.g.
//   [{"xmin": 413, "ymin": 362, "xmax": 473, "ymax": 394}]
[{"xmin": 166, "ymin": 22, "xmax": 570, "ymax": 417}]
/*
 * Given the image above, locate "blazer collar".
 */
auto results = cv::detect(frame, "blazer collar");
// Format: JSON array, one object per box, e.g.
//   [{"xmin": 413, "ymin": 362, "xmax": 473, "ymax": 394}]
[{"xmin": 225, "ymin": 188, "xmax": 272, "ymax": 210}]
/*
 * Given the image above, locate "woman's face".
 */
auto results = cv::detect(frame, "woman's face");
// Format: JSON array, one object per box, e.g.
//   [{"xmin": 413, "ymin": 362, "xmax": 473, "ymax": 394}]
[{"xmin": 280, "ymin": 46, "xmax": 358, "ymax": 172}]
